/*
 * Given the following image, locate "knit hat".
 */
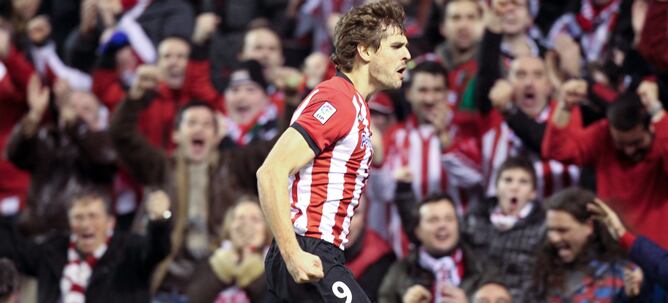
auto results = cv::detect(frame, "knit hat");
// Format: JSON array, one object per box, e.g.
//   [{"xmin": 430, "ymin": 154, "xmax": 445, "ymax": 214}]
[{"xmin": 227, "ymin": 60, "xmax": 268, "ymax": 92}]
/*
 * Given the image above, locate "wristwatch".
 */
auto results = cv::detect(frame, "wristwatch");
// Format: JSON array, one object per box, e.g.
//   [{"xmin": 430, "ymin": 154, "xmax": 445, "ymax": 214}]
[{"xmin": 149, "ymin": 210, "xmax": 172, "ymax": 221}]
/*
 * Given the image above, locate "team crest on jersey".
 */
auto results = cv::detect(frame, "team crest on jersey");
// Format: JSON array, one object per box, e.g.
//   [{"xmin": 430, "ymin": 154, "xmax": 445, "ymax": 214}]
[{"xmin": 314, "ymin": 102, "xmax": 337, "ymax": 124}]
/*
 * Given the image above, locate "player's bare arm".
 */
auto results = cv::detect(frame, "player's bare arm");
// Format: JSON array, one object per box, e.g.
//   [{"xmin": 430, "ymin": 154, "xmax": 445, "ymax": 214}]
[{"xmin": 256, "ymin": 128, "xmax": 324, "ymax": 283}]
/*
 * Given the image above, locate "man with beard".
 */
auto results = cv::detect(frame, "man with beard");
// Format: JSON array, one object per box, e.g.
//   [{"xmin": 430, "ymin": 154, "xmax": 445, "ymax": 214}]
[
  {"xmin": 543, "ymin": 79, "xmax": 668, "ymax": 248},
  {"xmin": 367, "ymin": 61, "xmax": 483, "ymax": 256},
  {"xmin": 256, "ymin": 1, "xmax": 411, "ymax": 301}
]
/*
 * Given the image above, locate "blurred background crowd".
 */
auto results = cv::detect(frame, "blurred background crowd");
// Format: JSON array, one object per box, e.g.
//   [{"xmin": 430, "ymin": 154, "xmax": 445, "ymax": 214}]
[{"xmin": 1, "ymin": 0, "xmax": 668, "ymax": 302}]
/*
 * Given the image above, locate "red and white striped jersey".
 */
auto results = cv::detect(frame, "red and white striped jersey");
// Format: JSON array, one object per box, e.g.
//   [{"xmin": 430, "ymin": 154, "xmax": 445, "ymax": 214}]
[
  {"xmin": 366, "ymin": 113, "xmax": 483, "ymax": 256},
  {"xmin": 481, "ymin": 107, "xmax": 580, "ymax": 199},
  {"xmin": 381, "ymin": 114, "xmax": 483, "ymax": 209},
  {"xmin": 288, "ymin": 74, "xmax": 373, "ymax": 250}
]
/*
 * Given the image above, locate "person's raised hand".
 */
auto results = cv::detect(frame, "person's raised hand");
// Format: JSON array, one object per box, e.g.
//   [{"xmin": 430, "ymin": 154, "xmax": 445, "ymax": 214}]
[
  {"xmin": 489, "ymin": 79, "xmax": 514, "ymax": 111},
  {"xmin": 637, "ymin": 80, "xmax": 664, "ymax": 121},
  {"xmin": 553, "ymin": 33, "xmax": 582, "ymax": 78},
  {"xmin": 192, "ymin": 13, "xmax": 220, "ymax": 45},
  {"xmin": 402, "ymin": 284, "xmax": 432, "ymax": 303},
  {"xmin": 145, "ymin": 190, "xmax": 171, "ymax": 221},
  {"xmin": 27, "ymin": 74, "xmax": 50, "ymax": 121},
  {"xmin": 80, "ymin": 0, "xmax": 98, "ymax": 34},
  {"xmin": 558, "ymin": 79, "xmax": 587, "ymax": 111},
  {"xmin": 441, "ymin": 284, "xmax": 469, "ymax": 303},
  {"xmin": 482, "ymin": 0, "xmax": 510, "ymax": 34},
  {"xmin": 632, "ymin": 0, "xmax": 649, "ymax": 44},
  {"xmin": 128, "ymin": 65, "xmax": 160, "ymax": 100},
  {"xmin": 394, "ymin": 166, "xmax": 413, "ymax": 184},
  {"xmin": 285, "ymin": 250, "xmax": 324, "ymax": 283},
  {"xmin": 587, "ymin": 198, "xmax": 626, "ymax": 240},
  {"xmin": 0, "ymin": 26, "xmax": 11, "ymax": 60}
]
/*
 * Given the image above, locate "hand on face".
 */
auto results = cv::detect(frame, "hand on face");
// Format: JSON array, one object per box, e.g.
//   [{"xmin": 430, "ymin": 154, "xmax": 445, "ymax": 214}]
[{"xmin": 424, "ymin": 100, "xmax": 451, "ymax": 132}]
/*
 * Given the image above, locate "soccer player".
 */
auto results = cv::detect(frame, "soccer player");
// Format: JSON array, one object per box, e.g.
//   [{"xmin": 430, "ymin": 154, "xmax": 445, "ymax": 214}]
[{"xmin": 256, "ymin": 1, "xmax": 411, "ymax": 302}]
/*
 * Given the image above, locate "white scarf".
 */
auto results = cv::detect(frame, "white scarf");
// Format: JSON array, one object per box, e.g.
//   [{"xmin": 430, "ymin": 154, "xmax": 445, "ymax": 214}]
[
  {"xmin": 490, "ymin": 202, "xmax": 534, "ymax": 231},
  {"xmin": 418, "ymin": 247, "xmax": 462, "ymax": 303},
  {"xmin": 60, "ymin": 235, "xmax": 110, "ymax": 303}
]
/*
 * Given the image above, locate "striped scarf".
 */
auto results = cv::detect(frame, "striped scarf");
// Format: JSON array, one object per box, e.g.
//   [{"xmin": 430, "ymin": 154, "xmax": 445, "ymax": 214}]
[
  {"xmin": 60, "ymin": 235, "xmax": 109, "ymax": 303},
  {"xmin": 418, "ymin": 247, "xmax": 464, "ymax": 303},
  {"xmin": 489, "ymin": 202, "xmax": 534, "ymax": 231}
]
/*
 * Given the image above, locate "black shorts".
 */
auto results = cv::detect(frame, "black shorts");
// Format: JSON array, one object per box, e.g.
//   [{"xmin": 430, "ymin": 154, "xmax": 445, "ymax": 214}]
[{"xmin": 265, "ymin": 235, "xmax": 371, "ymax": 303}]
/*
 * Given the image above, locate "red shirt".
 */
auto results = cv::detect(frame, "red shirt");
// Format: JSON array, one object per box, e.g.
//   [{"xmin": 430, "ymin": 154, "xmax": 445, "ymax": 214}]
[
  {"xmin": 289, "ymin": 74, "xmax": 373, "ymax": 249},
  {"xmin": 0, "ymin": 47, "xmax": 34, "ymax": 213},
  {"xmin": 543, "ymin": 115, "xmax": 668, "ymax": 247},
  {"xmin": 93, "ymin": 59, "xmax": 219, "ymax": 150}
]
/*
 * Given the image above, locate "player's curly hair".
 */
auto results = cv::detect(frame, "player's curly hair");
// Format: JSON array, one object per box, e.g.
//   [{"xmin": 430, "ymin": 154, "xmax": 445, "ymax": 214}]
[{"xmin": 331, "ymin": 0, "xmax": 406, "ymax": 73}]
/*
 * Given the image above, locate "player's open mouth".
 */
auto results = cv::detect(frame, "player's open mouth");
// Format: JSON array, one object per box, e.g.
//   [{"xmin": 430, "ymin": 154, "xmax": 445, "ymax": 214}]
[{"xmin": 397, "ymin": 66, "xmax": 406, "ymax": 76}]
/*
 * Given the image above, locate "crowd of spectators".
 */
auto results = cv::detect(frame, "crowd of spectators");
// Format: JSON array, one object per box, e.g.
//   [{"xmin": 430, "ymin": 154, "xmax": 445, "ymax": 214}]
[{"xmin": 0, "ymin": 0, "xmax": 668, "ymax": 302}]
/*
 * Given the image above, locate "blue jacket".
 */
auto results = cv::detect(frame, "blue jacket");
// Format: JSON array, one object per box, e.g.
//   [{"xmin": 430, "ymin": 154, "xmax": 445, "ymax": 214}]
[{"xmin": 630, "ymin": 236, "xmax": 668, "ymax": 291}]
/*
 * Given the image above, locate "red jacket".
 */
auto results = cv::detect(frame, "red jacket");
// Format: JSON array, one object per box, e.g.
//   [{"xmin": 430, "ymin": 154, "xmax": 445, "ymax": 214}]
[
  {"xmin": 543, "ymin": 114, "xmax": 668, "ymax": 247},
  {"xmin": 93, "ymin": 59, "xmax": 220, "ymax": 150},
  {"xmin": 0, "ymin": 46, "xmax": 34, "ymax": 213}
]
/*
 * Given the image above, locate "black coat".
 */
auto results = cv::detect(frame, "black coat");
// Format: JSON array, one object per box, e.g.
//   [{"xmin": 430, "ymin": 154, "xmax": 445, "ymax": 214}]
[{"xmin": 0, "ymin": 217, "xmax": 171, "ymax": 303}]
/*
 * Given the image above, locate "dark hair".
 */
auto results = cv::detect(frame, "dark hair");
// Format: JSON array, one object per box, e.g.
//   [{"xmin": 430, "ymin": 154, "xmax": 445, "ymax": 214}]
[
  {"xmin": 0, "ymin": 258, "xmax": 18, "ymax": 302},
  {"xmin": 607, "ymin": 91, "xmax": 651, "ymax": 131},
  {"xmin": 331, "ymin": 0, "xmax": 406, "ymax": 72},
  {"xmin": 239, "ymin": 26, "xmax": 280, "ymax": 57},
  {"xmin": 0, "ymin": 0, "xmax": 12, "ymax": 21},
  {"xmin": 495, "ymin": 156, "xmax": 537, "ymax": 189},
  {"xmin": 415, "ymin": 193, "xmax": 457, "ymax": 225},
  {"xmin": 473, "ymin": 281, "xmax": 512, "ymax": 299},
  {"xmin": 67, "ymin": 187, "xmax": 113, "ymax": 215},
  {"xmin": 406, "ymin": 60, "xmax": 448, "ymax": 89},
  {"xmin": 174, "ymin": 100, "xmax": 218, "ymax": 130},
  {"xmin": 226, "ymin": 59, "xmax": 269, "ymax": 91},
  {"xmin": 532, "ymin": 187, "xmax": 625, "ymax": 298},
  {"xmin": 158, "ymin": 35, "xmax": 192, "ymax": 48},
  {"xmin": 443, "ymin": 0, "xmax": 483, "ymax": 22}
]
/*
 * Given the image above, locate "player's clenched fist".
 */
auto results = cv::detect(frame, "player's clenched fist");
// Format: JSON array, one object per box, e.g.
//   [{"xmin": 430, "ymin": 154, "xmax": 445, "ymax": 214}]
[
  {"xmin": 129, "ymin": 65, "xmax": 160, "ymax": 100},
  {"xmin": 286, "ymin": 250, "xmax": 324, "ymax": 283}
]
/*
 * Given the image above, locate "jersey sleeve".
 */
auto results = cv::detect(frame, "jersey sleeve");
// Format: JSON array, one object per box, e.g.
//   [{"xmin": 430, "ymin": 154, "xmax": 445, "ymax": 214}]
[{"xmin": 291, "ymin": 96, "xmax": 354, "ymax": 156}]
